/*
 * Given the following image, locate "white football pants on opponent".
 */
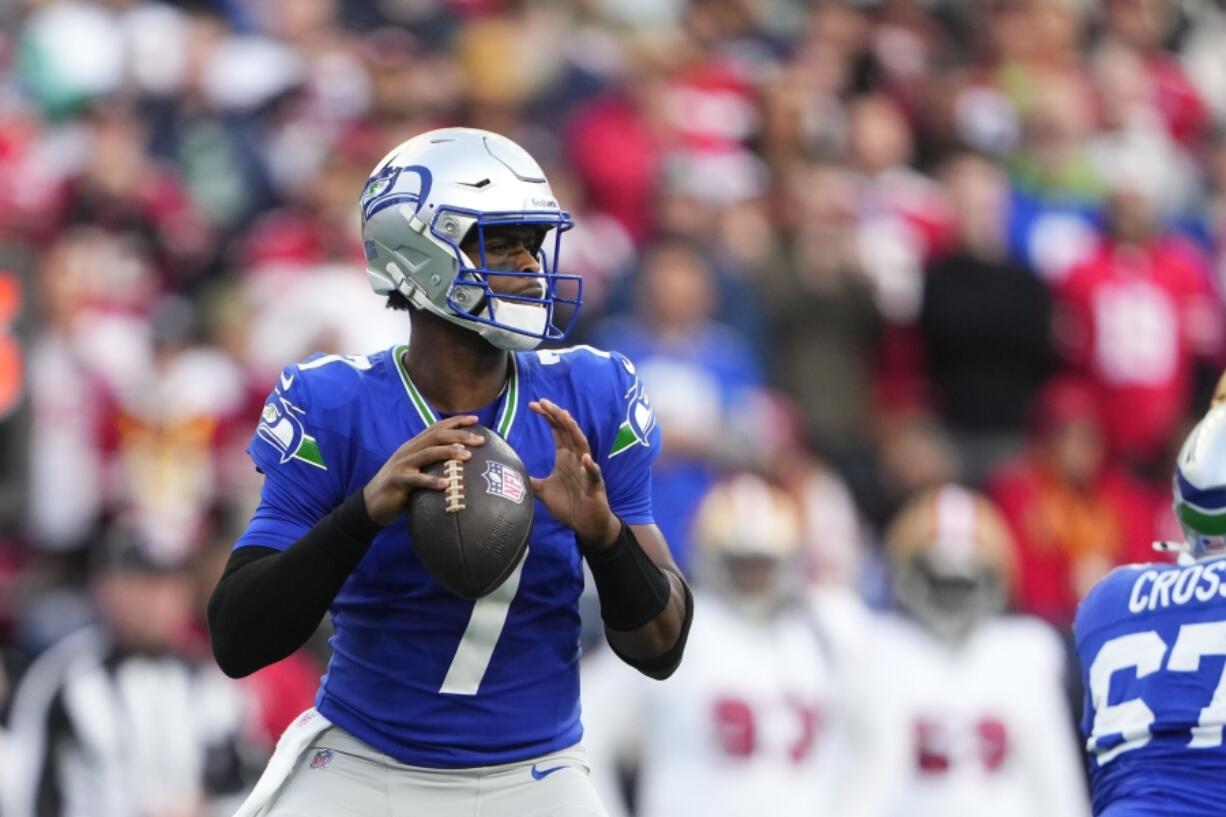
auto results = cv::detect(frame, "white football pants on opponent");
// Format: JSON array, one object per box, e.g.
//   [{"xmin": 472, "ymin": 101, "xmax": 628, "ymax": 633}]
[{"xmin": 263, "ymin": 724, "xmax": 608, "ymax": 817}]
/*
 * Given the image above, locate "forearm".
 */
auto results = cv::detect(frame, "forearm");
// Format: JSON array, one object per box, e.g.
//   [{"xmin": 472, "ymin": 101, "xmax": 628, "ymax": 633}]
[
  {"xmin": 207, "ymin": 491, "xmax": 380, "ymax": 678},
  {"xmin": 604, "ymin": 569, "xmax": 692, "ymax": 677},
  {"xmin": 585, "ymin": 521, "xmax": 693, "ymax": 679}
]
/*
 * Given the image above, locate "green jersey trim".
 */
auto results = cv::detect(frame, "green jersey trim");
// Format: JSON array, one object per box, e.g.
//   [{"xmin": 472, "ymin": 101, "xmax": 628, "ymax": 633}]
[
  {"xmin": 394, "ymin": 345, "xmax": 519, "ymax": 435},
  {"xmin": 608, "ymin": 421, "xmax": 640, "ymax": 458},
  {"xmin": 295, "ymin": 436, "xmax": 327, "ymax": 469}
]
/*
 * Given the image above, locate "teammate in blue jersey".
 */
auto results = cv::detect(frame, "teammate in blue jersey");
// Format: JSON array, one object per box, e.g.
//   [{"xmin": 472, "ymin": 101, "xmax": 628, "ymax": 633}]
[
  {"xmin": 207, "ymin": 128, "xmax": 693, "ymax": 817},
  {"xmin": 1075, "ymin": 401, "xmax": 1226, "ymax": 817}
]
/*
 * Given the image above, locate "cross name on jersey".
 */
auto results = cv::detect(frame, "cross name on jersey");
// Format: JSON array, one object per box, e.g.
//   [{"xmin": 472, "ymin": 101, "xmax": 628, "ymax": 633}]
[{"xmin": 1127, "ymin": 560, "xmax": 1226, "ymax": 613}]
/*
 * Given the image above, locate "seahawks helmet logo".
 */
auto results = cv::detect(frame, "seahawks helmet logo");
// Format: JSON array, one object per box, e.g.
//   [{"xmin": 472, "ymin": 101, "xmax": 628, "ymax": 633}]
[{"xmin": 360, "ymin": 164, "xmax": 433, "ymax": 222}]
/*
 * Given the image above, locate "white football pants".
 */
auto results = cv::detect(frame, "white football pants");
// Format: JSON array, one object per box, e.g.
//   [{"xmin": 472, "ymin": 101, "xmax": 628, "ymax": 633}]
[{"xmin": 264, "ymin": 724, "xmax": 609, "ymax": 817}]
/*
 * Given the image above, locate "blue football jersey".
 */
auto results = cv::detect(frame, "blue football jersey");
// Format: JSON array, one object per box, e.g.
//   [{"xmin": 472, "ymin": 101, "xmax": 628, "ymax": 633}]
[
  {"xmin": 1075, "ymin": 558, "xmax": 1226, "ymax": 816},
  {"xmin": 236, "ymin": 344, "xmax": 661, "ymax": 768}
]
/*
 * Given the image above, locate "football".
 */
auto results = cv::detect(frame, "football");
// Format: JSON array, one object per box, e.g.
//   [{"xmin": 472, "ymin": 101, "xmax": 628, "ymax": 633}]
[{"xmin": 408, "ymin": 424, "xmax": 534, "ymax": 599}]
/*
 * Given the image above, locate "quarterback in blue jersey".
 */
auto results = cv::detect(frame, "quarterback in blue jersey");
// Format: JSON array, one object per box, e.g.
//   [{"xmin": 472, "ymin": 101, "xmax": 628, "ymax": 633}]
[
  {"xmin": 1075, "ymin": 402, "xmax": 1226, "ymax": 817},
  {"xmin": 207, "ymin": 128, "xmax": 693, "ymax": 817}
]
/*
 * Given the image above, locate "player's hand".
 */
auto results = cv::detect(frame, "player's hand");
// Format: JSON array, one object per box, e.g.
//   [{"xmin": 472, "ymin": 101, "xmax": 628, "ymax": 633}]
[
  {"xmin": 1213, "ymin": 370, "xmax": 1226, "ymax": 407},
  {"xmin": 529, "ymin": 398, "xmax": 620, "ymax": 553},
  {"xmin": 362, "ymin": 415, "xmax": 486, "ymax": 526}
]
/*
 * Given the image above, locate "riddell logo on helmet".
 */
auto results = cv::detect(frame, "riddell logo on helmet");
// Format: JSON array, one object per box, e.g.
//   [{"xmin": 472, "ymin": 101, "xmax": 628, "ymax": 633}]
[{"xmin": 528, "ymin": 197, "xmax": 558, "ymax": 208}]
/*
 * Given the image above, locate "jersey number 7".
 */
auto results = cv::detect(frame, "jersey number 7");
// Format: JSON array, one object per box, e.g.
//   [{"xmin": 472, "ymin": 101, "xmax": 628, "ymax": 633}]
[{"xmin": 436, "ymin": 549, "xmax": 529, "ymax": 695}]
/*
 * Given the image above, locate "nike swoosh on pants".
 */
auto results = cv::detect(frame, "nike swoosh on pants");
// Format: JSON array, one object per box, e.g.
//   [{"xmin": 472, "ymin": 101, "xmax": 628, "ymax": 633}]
[{"xmin": 530, "ymin": 764, "xmax": 567, "ymax": 780}]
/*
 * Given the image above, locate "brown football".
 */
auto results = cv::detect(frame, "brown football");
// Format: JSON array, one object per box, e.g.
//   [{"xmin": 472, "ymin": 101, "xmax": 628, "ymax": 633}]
[{"xmin": 408, "ymin": 425, "xmax": 534, "ymax": 599}]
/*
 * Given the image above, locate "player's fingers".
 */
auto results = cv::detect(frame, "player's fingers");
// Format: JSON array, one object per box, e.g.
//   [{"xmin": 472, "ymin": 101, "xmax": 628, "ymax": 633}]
[
  {"xmin": 529, "ymin": 399, "xmax": 563, "ymax": 429},
  {"xmin": 424, "ymin": 426, "xmax": 486, "ymax": 448},
  {"xmin": 405, "ymin": 443, "xmax": 471, "ymax": 469},
  {"xmin": 541, "ymin": 399, "xmax": 590, "ymax": 456},
  {"xmin": 436, "ymin": 414, "xmax": 481, "ymax": 428},
  {"xmin": 399, "ymin": 472, "xmax": 450, "ymax": 492},
  {"xmin": 531, "ymin": 401, "xmax": 570, "ymax": 452},
  {"xmin": 395, "ymin": 422, "xmax": 481, "ymax": 458},
  {"xmin": 529, "ymin": 400, "xmax": 560, "ymax": 431},
  {"xmin": 581, "ymin": 453, "xmax": 603, "ymax": 487}
]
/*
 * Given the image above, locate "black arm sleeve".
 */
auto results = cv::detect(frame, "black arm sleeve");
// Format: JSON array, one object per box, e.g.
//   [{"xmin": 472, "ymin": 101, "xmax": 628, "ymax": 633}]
[{"xmin": 207, "ymin": 491, "xmax": 381, "ymax": 678}]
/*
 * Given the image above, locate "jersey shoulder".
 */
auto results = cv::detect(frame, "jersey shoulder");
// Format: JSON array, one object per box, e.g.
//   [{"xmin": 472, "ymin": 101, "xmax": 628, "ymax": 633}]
[
  {"xmin": 280, "ymin": 350, "xmax": 391, "ymax": 413},
  {"xmin": 252, "ymin": 348, "xmax": 396, "ymax": 472},
  {"xmin": 521, "ymin": 344, "xmax": 637, "ymax": 391},
  {"xmin": 1074, "ymin": 562, "xmax": 1170, "ymax": 640},
  {"xmin": 520, "ymin": 345, "xmax": 658, "ymax": 451}
]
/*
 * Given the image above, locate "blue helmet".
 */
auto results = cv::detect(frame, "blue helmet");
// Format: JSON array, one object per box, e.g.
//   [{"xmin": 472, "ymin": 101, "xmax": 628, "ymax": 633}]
[{"xmin": 359, "ymin": 128, "xmax": 581, "ymax": 350}]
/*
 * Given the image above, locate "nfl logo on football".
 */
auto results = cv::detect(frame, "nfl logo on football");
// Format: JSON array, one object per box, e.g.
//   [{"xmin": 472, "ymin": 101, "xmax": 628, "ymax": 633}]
[{"xmin": 483, "ymin": 461, "xmax": 526, "ymax": 504}]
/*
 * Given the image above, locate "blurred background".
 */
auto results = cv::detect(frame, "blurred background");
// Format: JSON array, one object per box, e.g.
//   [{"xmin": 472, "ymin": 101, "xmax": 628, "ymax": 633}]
[{"xmin": 0, "ymin": 0, "xmax": 1224, "ymax": 815}]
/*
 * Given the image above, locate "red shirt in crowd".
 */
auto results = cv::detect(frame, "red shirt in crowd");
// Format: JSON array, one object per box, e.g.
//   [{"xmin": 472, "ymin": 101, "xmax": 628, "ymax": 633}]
[{"xmin": 1054, "ymin": 237, "xmax": 1222, "ymax": 464}]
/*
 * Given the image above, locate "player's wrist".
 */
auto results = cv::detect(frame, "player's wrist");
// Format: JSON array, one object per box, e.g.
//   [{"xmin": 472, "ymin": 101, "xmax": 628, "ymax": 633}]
[
  {"xmin": 586, "ymin": 521, "xmax": 672, "ymax": 631},
  {"xmin": 577, "ymin": 513, "xmax": 622, "ymax": 555},
  {"xmin": 361, "ymin": 483, "xmax": 397, "ymax": 527},
  {"xmin": 340, "ymin": 489, "xmax": 384, "ymax": 540}
]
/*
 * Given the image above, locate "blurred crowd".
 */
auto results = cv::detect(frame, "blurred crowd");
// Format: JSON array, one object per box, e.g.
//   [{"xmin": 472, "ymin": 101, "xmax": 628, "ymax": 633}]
[{"xmin": 1, "ymin": 0, "xmax": 1225, "ymax": 814}]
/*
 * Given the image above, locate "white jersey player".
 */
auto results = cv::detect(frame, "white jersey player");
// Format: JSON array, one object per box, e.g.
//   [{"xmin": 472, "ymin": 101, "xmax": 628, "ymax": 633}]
[
  {"xmin": 875, "ymin": 485, "xmax": 1090, "ymax": 817},
  {"xmin": 582, "ymin": 473, "xmax": 905, "ymax": 817}
]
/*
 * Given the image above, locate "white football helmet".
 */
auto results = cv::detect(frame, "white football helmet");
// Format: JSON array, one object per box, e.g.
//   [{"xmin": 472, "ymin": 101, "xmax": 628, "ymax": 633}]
[
  {"xmin": 885, "ymin": 485, "xmax": 1014, "ymax": 643},
  {"xmin": 1167, "ymin": 406, "xmax": 1226, "ymax": 560},
  {"xmin": 692, "ymin": 472, "xmax": 804, "ymax": 620},
  {"xmin": 359, "ymin": 127, "xmax": 581, "ymax": 350}
]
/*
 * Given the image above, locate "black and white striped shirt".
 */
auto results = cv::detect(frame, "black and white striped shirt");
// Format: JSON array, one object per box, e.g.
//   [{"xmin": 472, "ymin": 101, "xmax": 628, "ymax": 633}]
[{"xmin": 3, "ymin": 627, "xmax": 257, "ymax": 817}]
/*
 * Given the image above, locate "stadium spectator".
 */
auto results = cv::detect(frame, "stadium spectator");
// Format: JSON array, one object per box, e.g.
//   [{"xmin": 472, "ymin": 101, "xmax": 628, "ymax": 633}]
[
  {"xmin": 919, "ymin": 152, "xmax": 1056, "ymax": 485},
  {"xmin": 987, "ymin": 375, "xmax": 1166, "ymax": 630},
  {"xmin": 1052, "ymin": 172, "xmax": 1223, "ymax": 474},
  {"xmin": 756, "ymin": 160, "xmax": 884, "ymax": 475}
]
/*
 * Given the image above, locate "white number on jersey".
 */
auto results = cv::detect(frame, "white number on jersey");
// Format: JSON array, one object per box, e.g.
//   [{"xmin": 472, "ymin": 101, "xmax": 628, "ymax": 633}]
[
  {"xmin": 1091, "ymin": 282, "xmax": 1177, "ymax": 386},
  {"xmin": 438, "ymin": 550, "xmax": 529, "ymax": 696},
  {"xmin": 1087, "ymin": 623, "xmax": 1226, "ymax": 764}
]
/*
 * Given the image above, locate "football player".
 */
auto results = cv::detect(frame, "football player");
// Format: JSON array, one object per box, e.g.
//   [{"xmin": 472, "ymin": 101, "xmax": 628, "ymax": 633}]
[
  {"xmin": 582, "ymin": 472, "xmax": 905, "ymax": 817},
  {"xmin": 207, "ymin": 128, "xmax": 692, "ymax": 817},
  {"xmin": 876, "ymin": 485, "xmax": 1090, "ymax": 817},
  {"xmin": 1076, "ymin": 404, "xmax": 1226, "ymax": 816}
]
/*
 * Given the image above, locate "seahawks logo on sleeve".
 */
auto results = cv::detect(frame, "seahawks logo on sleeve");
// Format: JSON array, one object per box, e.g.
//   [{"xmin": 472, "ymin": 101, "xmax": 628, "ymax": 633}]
[
  {"xmin": 257, "ymin": 386, "xmax": 327, "ymax": 470},
  {"xmin": 609, "ymin": 356, "xmax": 656, "ymax": 458}
]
